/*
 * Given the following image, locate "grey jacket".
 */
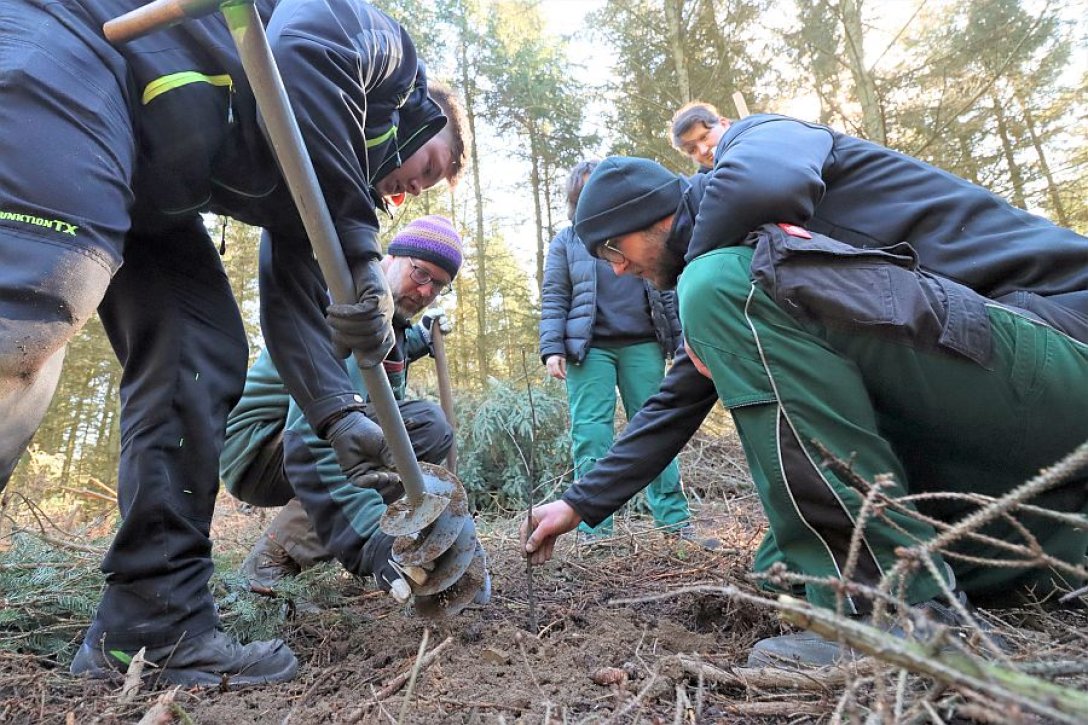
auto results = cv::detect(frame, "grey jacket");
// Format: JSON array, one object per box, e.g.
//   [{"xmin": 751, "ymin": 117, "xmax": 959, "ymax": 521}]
[{"xmin": 539, "ymin": 226, "xmax": 682, "ymax": 364}]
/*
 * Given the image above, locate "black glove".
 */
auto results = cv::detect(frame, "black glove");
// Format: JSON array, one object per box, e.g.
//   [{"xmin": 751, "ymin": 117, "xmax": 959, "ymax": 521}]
[
  {"xmin": 360, "ymin": 531, "xmax": 422, "ymax": 603},
  {"xmin": 324, "ymin": 411, "xmax": 401, "ymax": 501},
  {"xmin": 326, "ymin": 262, "xmax": 395, "ymax": 368},
  {"xmin": 353, "ymin": 469, "xmax": 404, "ymax": 505}
]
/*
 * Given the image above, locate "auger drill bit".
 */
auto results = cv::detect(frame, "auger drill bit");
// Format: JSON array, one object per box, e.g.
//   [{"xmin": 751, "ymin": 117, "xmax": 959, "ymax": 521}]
[{"xmin": 104, "ymin": 0, "xmax": 490, "ymax": 614}]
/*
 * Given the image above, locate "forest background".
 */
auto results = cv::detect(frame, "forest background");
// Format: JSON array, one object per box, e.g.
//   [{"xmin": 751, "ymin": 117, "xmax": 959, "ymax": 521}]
[{"xmin": 10, "ymin": 0, "xmax": 1088, "ymax": 521}]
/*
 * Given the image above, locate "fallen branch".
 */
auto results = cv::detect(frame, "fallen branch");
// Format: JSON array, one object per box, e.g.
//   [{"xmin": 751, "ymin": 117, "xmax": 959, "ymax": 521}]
[
  {"xmin": 374, "ymin": 635, "xmax": 452, "ymax": 701},
  {"xmin": 720, "ymin": 700, "xmax": 831, "ymax": 717},
  {"xmin": 776, "ymin": 594, "xmax": 1088, "ymax": 724},
  {"xmin": 675, "ymin": 655, "xmax": 876, "ymax": 692},
  {"xmin": 613, "ymin": 585, "xmax": 1088, "ymax": 724}
]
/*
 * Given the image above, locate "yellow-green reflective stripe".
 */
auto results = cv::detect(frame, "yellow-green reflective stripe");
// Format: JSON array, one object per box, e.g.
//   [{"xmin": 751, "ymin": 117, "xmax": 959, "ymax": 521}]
[
  {"xmin": 142, "ymin": 72, "xmax": 233, "ymax": 105},
  {"xmin": 365, "ymin": 125, "xmax": 397, "ymax": 149}
]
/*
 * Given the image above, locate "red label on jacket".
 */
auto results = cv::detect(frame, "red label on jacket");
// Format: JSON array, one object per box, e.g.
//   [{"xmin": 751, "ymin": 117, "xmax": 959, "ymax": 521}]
[{"xmin": 777, "ymin": 223, "xmax": 812, "ymax": 239}]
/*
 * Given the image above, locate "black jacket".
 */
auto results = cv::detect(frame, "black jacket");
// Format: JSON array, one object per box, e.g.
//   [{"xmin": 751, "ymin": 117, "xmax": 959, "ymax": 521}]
[
  {"xmin": 563, "ymin": 155, "xmax": 1088, "ymax": 524},
  {"xmin": 74, "ymin": 0, "xmax": 445, "ymax": 433},
  {"xmin": 689, "ymin": 114, "xmax": 1088, "ymax": 329},
  {"xmin": 539, "ymin": 226, "xmax": 682, "ymax": 364}
]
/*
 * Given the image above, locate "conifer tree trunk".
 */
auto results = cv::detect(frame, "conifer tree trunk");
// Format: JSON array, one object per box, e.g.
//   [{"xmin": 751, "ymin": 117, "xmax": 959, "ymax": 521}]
[
  {"xmin": 992, "ymin": 93, "xmax": 1028, "ymax": 209},
  {"xmin": 1015, "ymin": 89, "xmax": 1069, "ymax": 226},
  {"xmin": 664, "ymin": 0, "xmax": 691, "ymax": 103},
  {"xmin": 529, "ymin": 126, "xmax": 545, "ymax": 294},
  {"xmin": 840, "ymin": 0, "xmax": 885, "ymax": 144},
  {"xmin": 458, "ymin": 20, "xmax": 489, "ymax": 386}
]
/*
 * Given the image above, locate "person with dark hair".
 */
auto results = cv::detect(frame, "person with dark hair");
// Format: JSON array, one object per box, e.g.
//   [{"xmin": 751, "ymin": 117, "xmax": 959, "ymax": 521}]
[
  {"xmin": 523, "ymin": 156, "xmax": 1088, "ymax": 668},
  {"xmin": 0, "ymin": 0, "xmax": 466, "ymax": 686},
  {"xmin": 539, "ymin": 160, "xmax": 700, "ymax": 542},
  {"xmin": 223, "ymin": 216, "xmax": 463, "ymax": 601},
  {"xmin": 670, "ymin": 101, "xmax": 731, "ymax": 169}
]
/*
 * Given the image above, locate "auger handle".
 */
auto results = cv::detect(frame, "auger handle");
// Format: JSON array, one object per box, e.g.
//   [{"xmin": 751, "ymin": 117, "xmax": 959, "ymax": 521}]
[{"xmin": 104, "ymin": 0, "xmax": 222, "ymax": 43}]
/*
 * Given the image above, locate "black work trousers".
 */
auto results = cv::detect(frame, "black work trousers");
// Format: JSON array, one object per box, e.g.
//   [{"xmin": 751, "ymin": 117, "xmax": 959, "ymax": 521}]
[{"xmin": 92, "ymin": 221, "xmax": 249, "ymax": 649}]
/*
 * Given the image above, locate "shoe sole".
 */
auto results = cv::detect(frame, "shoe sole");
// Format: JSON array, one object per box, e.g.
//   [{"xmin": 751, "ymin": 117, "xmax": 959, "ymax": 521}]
[{"xmin": 72, "ymin": 659, "xmax": 299, "ymax": 688}]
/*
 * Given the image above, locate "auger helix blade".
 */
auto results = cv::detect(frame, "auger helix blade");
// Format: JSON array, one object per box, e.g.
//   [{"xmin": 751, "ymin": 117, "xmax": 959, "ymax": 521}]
[
  {"xmin": 405, "ymin": 517, "xmax": 477, "ymax": 596},
  {"xmin": 378, "ymin": 462, "xmax": 454, "ymax": 537},
  {"xmin": 411, "ymin": 543, "xmax": 489, "ymax": 619},
  {"xmin": 392, "ymin": 475, "xmax": 470, "ymax": 567}
]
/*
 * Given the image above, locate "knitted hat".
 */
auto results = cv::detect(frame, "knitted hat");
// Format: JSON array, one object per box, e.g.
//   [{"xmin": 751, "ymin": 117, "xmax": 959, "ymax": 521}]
[
  {"xmin": 574, "ymin": 157, "xmax": 684, "ymax": 257},
  {"xmin": 387, "ymin": 215, "xmax": 463, "ymax": 278}
]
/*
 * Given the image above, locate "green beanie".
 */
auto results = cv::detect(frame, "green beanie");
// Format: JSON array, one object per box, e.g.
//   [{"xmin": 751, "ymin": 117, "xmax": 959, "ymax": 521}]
[{"xmin": 573, "ymin": 156, "xmax": 683, "ymax": 256}]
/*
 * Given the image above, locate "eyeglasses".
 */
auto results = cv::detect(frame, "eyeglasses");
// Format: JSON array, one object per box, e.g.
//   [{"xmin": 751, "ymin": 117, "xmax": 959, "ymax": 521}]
[
  {"xmin": 408, "ymin": 260, "xmax": 452, "ymax": 296},
  {"xmin": 598, "ymin": 240, "xmax": 628, "ymax": 266}
]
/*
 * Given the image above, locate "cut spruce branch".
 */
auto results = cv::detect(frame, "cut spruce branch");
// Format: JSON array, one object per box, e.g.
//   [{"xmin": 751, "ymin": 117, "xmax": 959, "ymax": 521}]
[
  {"xmin": 612, "ymin": 585, "xmax": 1088, "ymax": 724},
  {"xmin": 777, "ymin": 593, "xmax": 1088, "ymax": 724}
]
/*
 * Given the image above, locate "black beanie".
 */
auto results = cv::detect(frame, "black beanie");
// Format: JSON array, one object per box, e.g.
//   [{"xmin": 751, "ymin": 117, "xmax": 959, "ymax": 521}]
[{"xmin": 573, "ymin": 156, "xmax": 684, "ymax": 257}]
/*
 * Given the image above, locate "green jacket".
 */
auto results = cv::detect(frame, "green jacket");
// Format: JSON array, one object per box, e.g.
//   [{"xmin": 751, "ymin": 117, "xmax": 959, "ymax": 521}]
[{"xmin": 221, "ymin": 318, "xmax": 430, "ymax": 549}]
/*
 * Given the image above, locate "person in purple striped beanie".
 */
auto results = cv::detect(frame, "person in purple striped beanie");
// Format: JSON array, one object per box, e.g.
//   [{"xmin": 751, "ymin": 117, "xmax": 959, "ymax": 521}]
[
  {"xmin": 222, "ymin": 214, "xmax": 466, "ymax": 610},
  {"xmin": 382, "ymin": 214, "xmax": 463, "ymax": 318}
]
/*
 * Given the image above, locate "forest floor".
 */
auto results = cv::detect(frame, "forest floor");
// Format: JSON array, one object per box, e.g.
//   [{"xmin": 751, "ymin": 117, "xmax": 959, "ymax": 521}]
[{"xmin": 3, "ymin": 431, "xmax": 1088, "ymax": 723}]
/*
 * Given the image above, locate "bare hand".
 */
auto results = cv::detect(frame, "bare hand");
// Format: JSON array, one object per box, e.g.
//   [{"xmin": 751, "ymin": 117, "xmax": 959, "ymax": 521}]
[
  {"xmin": 545, "ymin": 355, "xmax": 567, "ymax": 381},
  {"xmin": 520, "ymin": 500, "xmax": 582, "ymax": 565}
]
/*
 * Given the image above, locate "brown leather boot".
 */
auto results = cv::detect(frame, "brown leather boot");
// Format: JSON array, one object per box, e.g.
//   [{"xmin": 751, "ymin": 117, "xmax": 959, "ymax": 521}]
[{"xmin": 242, "ymin": 532, "xmax": 301, "ymax": 595}]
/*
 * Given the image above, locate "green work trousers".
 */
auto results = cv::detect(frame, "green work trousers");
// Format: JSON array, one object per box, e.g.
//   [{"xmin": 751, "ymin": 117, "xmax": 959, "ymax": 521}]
[
  {"xmin": 680, "ymin": 247, "xmax": 1088, "ymax": 611},
  {"xmin": 566, "ymin": 341, "xmax": 691, "ymax": 535}
]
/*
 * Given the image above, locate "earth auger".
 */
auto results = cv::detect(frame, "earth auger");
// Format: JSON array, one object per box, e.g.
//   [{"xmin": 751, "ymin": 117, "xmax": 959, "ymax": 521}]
[{"xmin": 104, "ymin": 0, "xmax": 490, "ymax": 616}]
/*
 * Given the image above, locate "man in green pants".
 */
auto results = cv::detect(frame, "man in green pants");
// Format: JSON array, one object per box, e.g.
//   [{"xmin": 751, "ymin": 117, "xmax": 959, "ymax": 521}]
[{"xmin": 523, "ymin": 157, "xmax": 1088, "ymax": 667}]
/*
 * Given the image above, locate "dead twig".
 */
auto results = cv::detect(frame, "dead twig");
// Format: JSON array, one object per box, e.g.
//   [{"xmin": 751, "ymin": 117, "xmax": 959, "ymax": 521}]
[
  {"xmin": 136, "ymin": 687, "xmax": 189, "ymax": 725},
  {"xmin": 119, "ymin": 647, "xmax": 148, "ymax": 704},
  {"xmin": 374, "ymin": 635, "xmax": 452, "ymax": 701},
  {"xmin": 396, "ymin": 628, "xmax": 429, "ymax": 724},
  {"xmin": 519, "ymin": 349, "xmax": 540, "ymax": 634},
  {"xmin": 675, "ymin": 654, "xmax": 876, "ymax": 691}
]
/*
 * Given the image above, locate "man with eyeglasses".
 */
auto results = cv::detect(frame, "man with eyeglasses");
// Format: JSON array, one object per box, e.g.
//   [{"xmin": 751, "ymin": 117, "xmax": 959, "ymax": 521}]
[
  {"xmin": 220, "ymin": 215, "xmax": 461, "ymax": 601},
  {"xmin": 522, "ymin": 157, "xmax": 1088, "ymax": 668}
]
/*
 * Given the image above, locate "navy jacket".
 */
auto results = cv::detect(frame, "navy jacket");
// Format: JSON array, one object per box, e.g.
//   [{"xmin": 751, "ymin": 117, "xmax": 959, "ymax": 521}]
[
  {"xmin": 74, "ymin": 0, "xmax": 445, "ymax": 434},
  {"xmin": 539, "ymin": 226, "xmax": 682, "ymax": 364}
]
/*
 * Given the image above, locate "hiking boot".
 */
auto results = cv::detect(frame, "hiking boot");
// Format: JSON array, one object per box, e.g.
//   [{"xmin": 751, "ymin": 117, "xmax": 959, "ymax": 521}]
[
  {"xmin": 70, "ymin": 628, "xmax": 298, "ymax": 687},
  {"xmin": 746, "ymin": 595, "xmax": 997, "ymax": 668},
  {"xmin": 675, "ymin": 524, "xmax": 722, "ymax": 551},
  {"xmin": 243, "ymin": 534, "xmax": 301, "ymax": 595}
]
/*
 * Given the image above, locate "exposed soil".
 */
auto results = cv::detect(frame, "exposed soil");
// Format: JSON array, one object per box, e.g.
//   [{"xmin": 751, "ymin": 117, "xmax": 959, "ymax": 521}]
[
  {"xmin": 3, "ymin": 429, "xmax": 1087, "ymax": 723},
  {"xmin": 1, "ymin": 492, "xmax": 802, "ymax": 724}
]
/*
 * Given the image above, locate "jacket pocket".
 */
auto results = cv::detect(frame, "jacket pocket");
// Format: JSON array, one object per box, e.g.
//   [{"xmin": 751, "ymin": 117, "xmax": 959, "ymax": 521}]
[{"xmin": 750, "ymin": 223, "xmax": 990, "ymax": 363}]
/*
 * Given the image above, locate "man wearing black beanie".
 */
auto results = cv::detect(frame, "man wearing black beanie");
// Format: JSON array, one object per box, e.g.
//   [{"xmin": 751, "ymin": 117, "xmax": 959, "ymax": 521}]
[{"xmin": 522, "ymin": 156, "xmax": 1088, "ymax": 668}]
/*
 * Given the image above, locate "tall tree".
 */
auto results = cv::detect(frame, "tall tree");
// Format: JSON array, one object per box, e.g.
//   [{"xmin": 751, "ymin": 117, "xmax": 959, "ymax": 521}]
[
  {"xmin": 594, "ymin": 0, "xmax": 775, "ymax": 169},
  {"xmin": 482, "ymin": 0, "xmax": 594, "ymax": 292}
]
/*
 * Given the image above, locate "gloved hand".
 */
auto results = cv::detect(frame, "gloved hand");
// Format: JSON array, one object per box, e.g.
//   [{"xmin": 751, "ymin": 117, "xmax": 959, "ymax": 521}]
[
  {"xmin": 324, "ymin": 411, "xmax": 402, "ymax": 503},
  {"xmin": 326, "ymin": 262, "xmax": 395, "ymax": 367},
  {"xmin": 420, "ymin": 308, "xmax": 453, "ymax": 335},
  {"xmin": 360, "ymin": 531, "xmax": 431, "ymax": 603}
]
